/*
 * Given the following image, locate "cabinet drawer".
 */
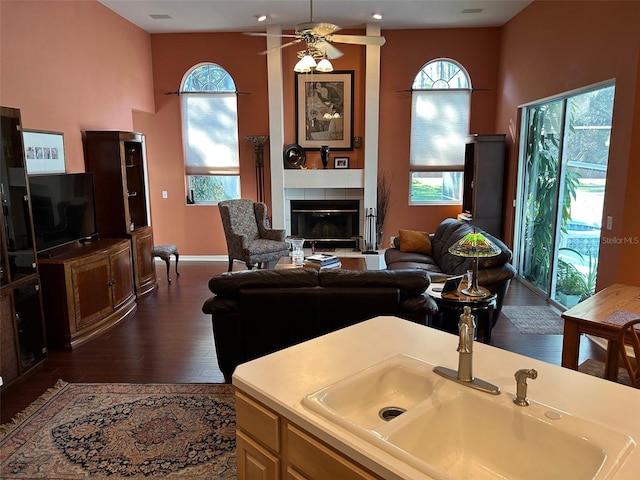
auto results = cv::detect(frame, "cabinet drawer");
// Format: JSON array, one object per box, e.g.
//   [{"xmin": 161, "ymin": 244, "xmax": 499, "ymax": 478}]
[
  {"xmin": 285, "ymin": 423, "xmax": 381, "ymax": 480},
  {"xmin": 236, "ymin": 391, "xmax": 280, "ymax": 452}
]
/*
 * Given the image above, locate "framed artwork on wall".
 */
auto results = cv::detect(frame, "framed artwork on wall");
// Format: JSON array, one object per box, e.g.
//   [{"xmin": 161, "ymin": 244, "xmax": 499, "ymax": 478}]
[
  {"xmin": 334, "ymin": 156, "xmax": 349, "ymax": 169},
  {"xmin": 295, "ymin": 70, "xmax": 354, "ymax": 150},
  {"xmin": 23, "ymin": 130, "xmax": 66, "ymax": 174}
]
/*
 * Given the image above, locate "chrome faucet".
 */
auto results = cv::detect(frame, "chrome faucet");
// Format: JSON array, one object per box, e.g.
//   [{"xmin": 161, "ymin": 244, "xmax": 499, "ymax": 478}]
[
  {"xmin": 513, "ymin": 368, "xmax": 538, "ymax": 406},
  {"xmin": 457, "ymin": 305, "xmax": 475, "ymax": 382},
  {"xmin": 433, "ymin": 306, "xmax": 500, "ymax": 395}
]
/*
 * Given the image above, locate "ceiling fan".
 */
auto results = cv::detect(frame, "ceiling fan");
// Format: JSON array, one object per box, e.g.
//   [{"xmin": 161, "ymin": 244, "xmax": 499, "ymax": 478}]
[{"xmin": 244, "ymin": 0, "xmax": 386, "ymax": 61}]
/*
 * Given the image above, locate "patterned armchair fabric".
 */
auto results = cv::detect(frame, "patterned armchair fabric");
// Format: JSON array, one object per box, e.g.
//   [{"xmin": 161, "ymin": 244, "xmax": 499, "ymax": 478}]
[{"xmin": 218, "ymin": 199, "xmax": 289, "ymax": 271}]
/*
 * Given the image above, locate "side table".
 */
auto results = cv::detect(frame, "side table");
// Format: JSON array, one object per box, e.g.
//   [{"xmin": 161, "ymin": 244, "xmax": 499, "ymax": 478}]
[{"xmin": 429, "ymin": 285, "xmax": 497, "ymax": 343}]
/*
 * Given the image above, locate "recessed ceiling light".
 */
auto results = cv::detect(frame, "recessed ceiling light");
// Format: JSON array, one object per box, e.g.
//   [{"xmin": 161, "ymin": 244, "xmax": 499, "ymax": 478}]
[
  {"xmin": 371, "ymin": 12, "xmax": 383, "ymax": 21},
  {"xmin": 149, "ymin": 14, "xmax": 172, "ymax": 20},
  {"xmin": 462, "ymin": 8, "xmax": 483, "ymax": 14},
  {"xmin": 256, "ymin": 14, "xmax": 267, "ymax": 22}
]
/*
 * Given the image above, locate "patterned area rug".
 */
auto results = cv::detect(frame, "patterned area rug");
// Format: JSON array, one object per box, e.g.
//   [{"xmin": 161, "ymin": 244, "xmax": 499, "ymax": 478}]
[
  {"xmin": 502, "ymin": 305, "xmax": 564, "ymax": 334},
  {"xmin": 0, "ymin": 381, "xmax": 236, "ymax": 479}
]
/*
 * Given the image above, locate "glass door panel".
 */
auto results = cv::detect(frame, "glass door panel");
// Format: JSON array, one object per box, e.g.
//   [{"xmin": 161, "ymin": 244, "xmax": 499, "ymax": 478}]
[
  {"xmin": 518, "ymin": 99, "xmax": 565, "ymax": 294},
  {"xmin": 516, "ymin": 84, "xmax": 613, "ymax": 308},
  {"xmin": 553, "ymin": 86, "xmax": 613, "ymax": 307}
]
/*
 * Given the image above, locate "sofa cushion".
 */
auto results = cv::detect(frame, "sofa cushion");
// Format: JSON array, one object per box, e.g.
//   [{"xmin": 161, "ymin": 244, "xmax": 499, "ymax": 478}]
[
  {"xmin": 209, "ymin": 268, "xmax": 318, "ymax": 298},
  {"xmin": 399, "ymin": 229, "xmax": 432, "ymax": 255},
  {"xmin": 319, "ymin": 269, "xmax": 430, "ymax": 296}
]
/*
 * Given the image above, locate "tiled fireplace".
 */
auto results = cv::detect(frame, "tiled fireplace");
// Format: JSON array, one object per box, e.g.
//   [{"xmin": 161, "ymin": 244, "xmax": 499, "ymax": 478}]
[
  {"xmin": 289, "ymin": 199, "xmax": 360, "ymax": 248},
  {"xmin": 281, "ymin": 169, "xmax": 367, "ymax": 249}
]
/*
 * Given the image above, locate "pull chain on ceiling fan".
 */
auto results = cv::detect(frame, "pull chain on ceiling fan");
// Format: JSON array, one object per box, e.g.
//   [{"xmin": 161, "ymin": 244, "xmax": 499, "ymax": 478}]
[{"xmin": 244, "ymin": 0, "xmax": 386, "ymax": 72}]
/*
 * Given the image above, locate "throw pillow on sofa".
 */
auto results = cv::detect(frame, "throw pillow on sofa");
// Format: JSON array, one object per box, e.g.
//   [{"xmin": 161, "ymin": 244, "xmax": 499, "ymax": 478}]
[{"xmin": 399, "ymin": 229, "xmax": 432, "ymax": 255}]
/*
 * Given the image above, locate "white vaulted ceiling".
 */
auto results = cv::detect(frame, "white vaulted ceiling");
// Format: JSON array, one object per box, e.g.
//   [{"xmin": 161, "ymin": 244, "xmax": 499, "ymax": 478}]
[{"xmin": 98, "ymin": 0, "xmax": 532, "ymax": 34}]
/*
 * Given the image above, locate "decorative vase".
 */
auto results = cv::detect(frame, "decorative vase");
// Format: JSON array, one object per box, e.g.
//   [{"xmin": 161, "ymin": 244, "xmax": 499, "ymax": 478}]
[{"xmin": 320, "ymin": 145, "xmax": 329, "ymax": 169}]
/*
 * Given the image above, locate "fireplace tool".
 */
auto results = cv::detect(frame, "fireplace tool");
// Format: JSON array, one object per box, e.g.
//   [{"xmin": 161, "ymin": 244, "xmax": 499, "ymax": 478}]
[{"xmin": 363, "ymin": 208, "xmax": 378, "ymax": 254}]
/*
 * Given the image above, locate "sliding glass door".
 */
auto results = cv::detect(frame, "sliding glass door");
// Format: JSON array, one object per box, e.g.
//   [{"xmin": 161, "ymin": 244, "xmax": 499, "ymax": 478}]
[{"xmin": 515, "ymin": 84, "xmax": 614, "ymax": 308}]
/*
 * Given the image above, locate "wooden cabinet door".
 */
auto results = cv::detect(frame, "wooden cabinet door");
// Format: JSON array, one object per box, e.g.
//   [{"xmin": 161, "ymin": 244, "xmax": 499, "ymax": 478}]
[
  {"xmin": 285, "ymin": 424, "xmax": 381, "ymax": 480},
  {"xmin": 132, "ymin": 227, "xmax": 156, "ymax": 295},
  {"xmin": 237, "ymin": 430, "xmax": 280, "ymax": 480},
  {"xmin": 110, "ymin": 245, "xmax": 134, "ymax": 309},
  {"xmin": 0, "ymin": 290, "xmax": 19, "ymax": 386},
  {"xmin": 71, "ymin": 257, "xmax": 112, "ymax": 330}
]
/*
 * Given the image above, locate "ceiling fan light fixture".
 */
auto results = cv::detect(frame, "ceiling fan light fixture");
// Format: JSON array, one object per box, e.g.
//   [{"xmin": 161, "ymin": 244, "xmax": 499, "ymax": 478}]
[
  {"xmin": 294, "ymin": 54, "xmax": 317, "ymax": 73},
  {"xmin": 316, "ymin": 57, "xmax": 333, "ymax": 72},
  {"xmin": 256, "ymin": 14, "xmax": 267, "ymax": 22},
  {"xmin": 371, "ymin": 12, "xmax": 383, "ymax": 20}
]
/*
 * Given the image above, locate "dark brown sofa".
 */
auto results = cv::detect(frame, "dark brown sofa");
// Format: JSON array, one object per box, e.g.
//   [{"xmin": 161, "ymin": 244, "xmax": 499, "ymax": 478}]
[
  {"xmin": 202, "ymin": 268, "xmax": 437, "ymax": 382},
  {"xmin": 385, "ymin": 218, "xmax": 516, "ymax": 324}
]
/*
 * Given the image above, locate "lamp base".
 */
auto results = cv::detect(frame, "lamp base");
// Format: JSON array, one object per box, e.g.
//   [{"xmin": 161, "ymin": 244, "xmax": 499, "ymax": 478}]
[{"xmin": 461, "ymin": 287, "xmax": 487, "ymax": 298}]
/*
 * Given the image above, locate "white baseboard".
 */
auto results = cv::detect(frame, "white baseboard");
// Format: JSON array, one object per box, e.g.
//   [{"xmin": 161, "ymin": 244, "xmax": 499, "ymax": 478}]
[
  {"xmin": 586, "ymin": 334, "xmax": 608, "ymax": 351},
  {"xmin": 154, "ymin": 255, "xmax": 228, "ymax": 263},
  {"xmin": 586, "ymin": 334, "xmax": 636, "ymax": 359}
]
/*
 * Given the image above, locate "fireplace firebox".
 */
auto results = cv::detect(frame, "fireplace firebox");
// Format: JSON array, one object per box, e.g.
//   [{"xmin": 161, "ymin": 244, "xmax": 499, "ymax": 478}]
[{"xmin": 290, "ymin": 200, "xmax": 360, "ymax": 249}]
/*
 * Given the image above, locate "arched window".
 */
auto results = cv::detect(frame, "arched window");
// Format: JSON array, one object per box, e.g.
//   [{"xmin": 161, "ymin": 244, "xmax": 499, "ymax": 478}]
[
  {"xmin": 181, "ymin": 63, "xmax": 240, "ymax": 203},
  {"xmin": 409, "ymin": 59, "xmax": 471, "ymax": 204}
]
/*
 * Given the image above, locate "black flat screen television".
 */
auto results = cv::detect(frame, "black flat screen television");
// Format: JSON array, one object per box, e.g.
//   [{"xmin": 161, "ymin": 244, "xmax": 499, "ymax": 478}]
[{"xmin": 28, "ymin": 172, "xmax": 99, "ymax": 253}]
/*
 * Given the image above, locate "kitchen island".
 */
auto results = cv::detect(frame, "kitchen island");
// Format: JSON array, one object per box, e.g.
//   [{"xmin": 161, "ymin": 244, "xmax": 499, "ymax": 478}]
[{"xmin": 233, "ymin": 315, "xmax": 639, "ymax": 480}]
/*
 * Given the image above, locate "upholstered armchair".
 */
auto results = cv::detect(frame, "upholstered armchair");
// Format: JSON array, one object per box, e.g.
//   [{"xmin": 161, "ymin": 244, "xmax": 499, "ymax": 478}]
[{"xmin": 218, "ymin": 199, "xmax": 289, "ymax": 271}]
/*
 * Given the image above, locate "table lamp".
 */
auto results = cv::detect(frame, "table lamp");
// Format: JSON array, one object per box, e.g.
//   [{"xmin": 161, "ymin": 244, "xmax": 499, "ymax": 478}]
[{"xmin": 448, "ymin": 230, "xmax": 501, "ymax": 297}]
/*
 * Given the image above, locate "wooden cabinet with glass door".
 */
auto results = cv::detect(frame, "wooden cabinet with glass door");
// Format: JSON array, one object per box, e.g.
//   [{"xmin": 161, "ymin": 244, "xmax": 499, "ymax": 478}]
[
  {"xmin": 0, "ymin": 106, "xmax": 47, "ymax": 390},
  {"xmin": 83, "ymin": 131, "xmax": 157, "ymax": 296}
]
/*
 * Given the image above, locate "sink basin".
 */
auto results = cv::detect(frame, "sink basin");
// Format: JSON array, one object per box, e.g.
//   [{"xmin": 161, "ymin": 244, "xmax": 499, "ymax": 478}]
[
  {"xmin": 302, "ymin": 354, "xmax": 437, "ymax": 431},
  {"xmin": 302, "ymin": 354, "xmax": 635, "ymax": 480},
  {"xmin": 384, "ymin": 391, "xmax": 635, "ymax": 480}
]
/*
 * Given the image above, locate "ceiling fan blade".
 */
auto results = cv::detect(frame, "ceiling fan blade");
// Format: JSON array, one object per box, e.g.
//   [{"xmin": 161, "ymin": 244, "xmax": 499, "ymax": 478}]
[
  {"xmin": 259, "ymin": 38, "xmax": 303, "ymax": 55},
  {"xmin": 326, "ymin": 34, "xmax": 386, "ymax": 46},
  {"xmin": 315, "ymin": 41, "xmax": 343, "ymax": 59}
]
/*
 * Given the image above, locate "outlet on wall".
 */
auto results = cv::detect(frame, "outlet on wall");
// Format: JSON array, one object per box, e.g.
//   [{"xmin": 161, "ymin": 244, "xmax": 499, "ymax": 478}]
[
  {"xmin": 162, "ymin": 190, "xmax": 168, "ymax": 199},
  {"xmin": 606, "ymin": 216, "xmax": 613, "ymax": 230}
]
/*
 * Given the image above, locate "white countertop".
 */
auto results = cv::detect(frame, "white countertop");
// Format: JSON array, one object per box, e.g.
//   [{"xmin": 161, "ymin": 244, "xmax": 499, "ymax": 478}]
[{"xmin": 233, "ymin": 316, "xmax": 640, "ymax": 480}]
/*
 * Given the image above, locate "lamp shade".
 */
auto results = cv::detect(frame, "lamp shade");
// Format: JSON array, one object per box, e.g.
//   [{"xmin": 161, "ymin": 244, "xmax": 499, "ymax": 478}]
[
  {"xmin": 448, "ymin": 230, "xmax": 500, "ymax": 297},
  {"xmin": 448, "ymin": 232, "xmax": 501, "ymax": 258}
]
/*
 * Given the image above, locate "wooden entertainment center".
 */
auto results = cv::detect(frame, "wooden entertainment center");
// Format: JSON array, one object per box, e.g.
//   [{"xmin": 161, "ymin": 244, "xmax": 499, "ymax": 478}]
[
  {"xmin": 2, "ymin": 109, "xmax": 160, "ymax": 390},
  {"xmin": 38, "ymin": 238, "xmax": 136, "ymax": 349},
  {"xmin": 35, "ymin": 130, "xmax": 158, "ymax": 349}
]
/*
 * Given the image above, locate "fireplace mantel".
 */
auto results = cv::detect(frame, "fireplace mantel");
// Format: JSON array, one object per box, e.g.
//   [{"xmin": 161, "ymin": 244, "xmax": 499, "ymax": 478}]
[{"xmin": 284, "ymin": 169, "xmax": 364, "ymax": 189}]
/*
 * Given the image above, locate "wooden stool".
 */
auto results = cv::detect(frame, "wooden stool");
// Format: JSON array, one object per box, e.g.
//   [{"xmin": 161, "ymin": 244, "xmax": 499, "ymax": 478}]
[{"xmin": 152, "ymin": 244, "xmax": 180, "ymax": 283}]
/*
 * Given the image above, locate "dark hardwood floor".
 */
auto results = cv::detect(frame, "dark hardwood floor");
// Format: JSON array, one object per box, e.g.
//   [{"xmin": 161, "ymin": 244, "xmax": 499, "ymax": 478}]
[{"xmin": 1, "ymin": 261, "xmax": 605, "ymax": 424}]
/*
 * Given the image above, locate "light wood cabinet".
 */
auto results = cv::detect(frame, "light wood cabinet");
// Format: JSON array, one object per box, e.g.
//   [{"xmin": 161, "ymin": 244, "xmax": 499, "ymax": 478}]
[
  {"xmin": 83, "ymin": 131, "xmax": 157, "ymax": 296},
  {"xmin": 1, "ymin": 106, "xmax": 47, "ymax": 390},
  {"xmin": 462, "ymin": 134, "xmax": 506, "ymax": 237},
  {"xmin": 38, "ymin": 238, "xmax": 136, "ymax": 349},
  {"xmin": 235, "ymin": 391, "xmax": 383, "ymax": 480}
]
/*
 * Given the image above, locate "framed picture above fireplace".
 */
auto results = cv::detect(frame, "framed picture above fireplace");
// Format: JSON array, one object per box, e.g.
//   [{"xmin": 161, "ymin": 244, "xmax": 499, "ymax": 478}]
[{"xmin": 295, "ymin": 71, "xmax": 353, "ymax": 150}]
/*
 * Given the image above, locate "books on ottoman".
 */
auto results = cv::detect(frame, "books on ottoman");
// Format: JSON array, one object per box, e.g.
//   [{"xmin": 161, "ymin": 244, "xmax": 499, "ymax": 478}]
[
  {"xmin": 303, "ymin": 259, "xmax": 342, "ymax": 270},
  {"xmin": 305, "ymin": 254, "xmax": 340, "ymax": 267}
]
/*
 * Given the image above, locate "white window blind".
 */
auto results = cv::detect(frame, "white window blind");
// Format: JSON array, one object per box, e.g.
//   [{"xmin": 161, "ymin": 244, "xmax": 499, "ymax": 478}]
[
  {"xmin": 410, "ymin": 90, "xmax": 470, "ymax": 171},
  {"xmin": 181, "ymin": 92, "xmax": 239, "ymax": 175}
]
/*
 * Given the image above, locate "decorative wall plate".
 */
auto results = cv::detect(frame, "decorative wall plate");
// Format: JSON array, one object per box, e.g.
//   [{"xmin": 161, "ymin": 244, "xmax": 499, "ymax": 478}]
[{"xmin": 283, "ymin": 143, "xmax": 306, "ymax": 169}]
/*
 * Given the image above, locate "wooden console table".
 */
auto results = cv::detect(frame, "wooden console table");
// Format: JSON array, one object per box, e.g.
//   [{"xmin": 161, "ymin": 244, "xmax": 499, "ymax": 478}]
[{"xmin": 561, "ymin": 283, "xmax": 640, "ymax": 380}]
